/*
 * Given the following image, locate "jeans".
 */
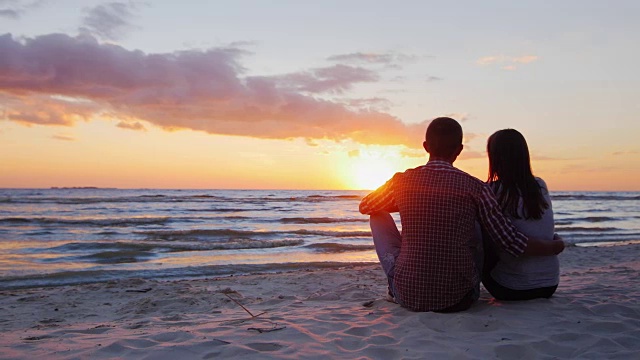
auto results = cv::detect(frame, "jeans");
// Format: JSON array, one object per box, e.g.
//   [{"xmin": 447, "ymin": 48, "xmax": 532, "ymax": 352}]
[
  {"xmin": 370, "ymin": 212, "xmax": 481, "ymax": 312},
  {"xmin": 369, "ymin": 212, "xmax": 403, "ymax": 305}
]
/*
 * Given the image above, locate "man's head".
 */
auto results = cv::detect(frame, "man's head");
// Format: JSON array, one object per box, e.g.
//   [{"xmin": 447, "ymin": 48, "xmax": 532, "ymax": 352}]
[{"xmin": 423, "ymin": 117, "xmax": 463, "ymax": 162}]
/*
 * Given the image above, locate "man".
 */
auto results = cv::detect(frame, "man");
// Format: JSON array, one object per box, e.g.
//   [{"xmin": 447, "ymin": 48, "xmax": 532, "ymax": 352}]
[{"xmin": 359, "ymin": 117, "xmax": 564, "ymax": 312}]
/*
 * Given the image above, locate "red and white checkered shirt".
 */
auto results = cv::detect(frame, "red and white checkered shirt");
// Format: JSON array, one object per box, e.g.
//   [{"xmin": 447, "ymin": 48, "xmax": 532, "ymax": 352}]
[{"xmin": 359, "ymin": 160, "xmax": 528, "ymax": 311}]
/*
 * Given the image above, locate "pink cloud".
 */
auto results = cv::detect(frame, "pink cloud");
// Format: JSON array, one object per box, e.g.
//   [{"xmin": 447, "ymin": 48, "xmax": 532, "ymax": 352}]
[
  {"xmin": 0, "ymin": 33, "xmax": 455, "ymax": 149},
  {"xmin": 276, "ymin": 64, "xmax": 378, "ymax": 94}
]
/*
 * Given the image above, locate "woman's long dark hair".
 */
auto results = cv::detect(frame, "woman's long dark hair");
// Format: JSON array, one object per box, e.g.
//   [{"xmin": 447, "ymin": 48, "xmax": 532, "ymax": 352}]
[{"xmin": 487, "ymin": 129, "xmax": 548, "ymax": 219}]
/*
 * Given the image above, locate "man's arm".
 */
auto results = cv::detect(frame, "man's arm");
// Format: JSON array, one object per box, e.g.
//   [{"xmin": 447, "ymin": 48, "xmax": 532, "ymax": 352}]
[
  {"xmin": 359, "ymin": 173, "xmax": 400, "ymax": 215},
  {"xmin": 477, "ymin": 185, "xmax": 564, "ymax": 257},
  {"xmin": 522, "ymin": 234, "xmax": 565, "ymax": 256}
]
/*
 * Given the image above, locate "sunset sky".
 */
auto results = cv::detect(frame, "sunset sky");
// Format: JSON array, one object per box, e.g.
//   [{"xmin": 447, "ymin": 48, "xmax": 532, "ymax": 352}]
[{"xmin": 1, "ymin": 0, "xmax": 639, "ymax": 190}]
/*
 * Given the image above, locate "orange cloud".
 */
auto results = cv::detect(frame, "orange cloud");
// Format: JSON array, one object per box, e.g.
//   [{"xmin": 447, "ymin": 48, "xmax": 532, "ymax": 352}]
[
  {"xmin": 0, "ymin": 33, "xmax": 445, "ymax": 149},
  {"xmin": 116, "ymin": 121, "xmax": 146, "ymax": 131},
  {"xmin": 52, "ymin": 134, "xmax": 75, "ymax": 141}
]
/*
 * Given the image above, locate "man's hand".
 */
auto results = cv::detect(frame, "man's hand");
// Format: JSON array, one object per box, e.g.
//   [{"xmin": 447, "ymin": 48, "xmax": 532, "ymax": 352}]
[
  {"xmin": 551, "ymin": 233, "xmax": 565, "ymax": 255},
  {"xmin": 523, "ymin": 235, "xmax": 565, "ymax": 256}
]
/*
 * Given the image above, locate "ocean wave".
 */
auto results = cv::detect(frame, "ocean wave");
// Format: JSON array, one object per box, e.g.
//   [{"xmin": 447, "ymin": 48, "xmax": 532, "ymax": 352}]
[
  {"xmin": 26, "ymin": 230, "xmax": 55, "ymax": 236},
  {"xmin": 0, "ymin": 262, "xmax": 378, "ymax": 290},
  {"xmin": 556, "ymin": 217, "xmax": 620, "ymax": 225},
  {"xmin": 556, "ymin": 226, "xmax": 620, "ymax": 232},
  {"xmin": 554, "ymin": 221, "xmax": 573, "ymax": 226},
  {"xmin": 582, "ymin": 216, "xmax": 619, "ymax": 222},
  {"xmin": 304, "ymin": 243, "xmax": 374, "ymax": 253},
  {"xmin": 280, "ymin": 217, "xmax": 367, "ymax": 224},
  {"xmin": 0, "ymin": 216, "xmax": 170, "ymax": 227},
  {"xmin": 49, "ymin": 241, "xmax": 155, "ymax": 252},
  {"xmin": 48, "ymin": 239, "xmax": 305, "ymax": 258},
  {"xmin": 291, "ymin": 229, "xmax": 371, "ymax": 238},
  {"xmin": 160, "ymin": 239, "xmax": 305, "ymax": 251},
  {"xmin": 307, "ymin": 194, "xmax": 362, "ymax": 200},
  {"xmin": 79, "ymin": 250, "xmax": 156, "ymax": 264},
  {"xmin": 551, "ymin": 194, "xmax": 640, "ymax": 201},
  {"xmin": 1, "ymin": 192, "xmax": 363, "ymax": 205},
  {"xmin": 185, "ymin": 208, "xmax": 252, "ymax": 213},
  {"xmin": 97, "ymin": 230, "xmax": 122, "ymax": 235},
  {"xmin": 0, "ymin": 194, "xmax": 225, "ymax": 205},
  {"xmin": 563, "ymin": 234, "xmax": 640, "ymax": 244},
  {"xmin": 575, "ymin": 240, "xmax": 640, "ymax": 247},
  {"xmin": 137, "ymin": 228, "xmax": 371, "ymax": 240},
  {"xmin": 137, "ymin": 228, "xmax": 260, "ymax": 238}
]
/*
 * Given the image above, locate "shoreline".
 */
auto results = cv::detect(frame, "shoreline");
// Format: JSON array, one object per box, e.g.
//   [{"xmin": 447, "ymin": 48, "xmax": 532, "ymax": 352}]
[
  {"xmin": 3, "ymin": 239, "xmax": 640, "ymax": 291},
  {"xmin": 1, "ymin": 244, "xmax": 639, "ymax": 359},
  {"xmin": 3, "ymin": 239, "xmax": 640, "ymax": 292}
]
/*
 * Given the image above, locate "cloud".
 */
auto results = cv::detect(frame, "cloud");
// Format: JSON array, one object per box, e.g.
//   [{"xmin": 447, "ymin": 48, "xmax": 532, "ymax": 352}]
[
  {"xmin": 1, "ymin": 93, "xmax": 99, "ymax": 125},
  {"xmin": 80, "ymin": 1, "xmax": 139, "ymax": 41},
  {"xmin": 512, "ymin": 55, "xmax": 538, "ymax": 64},
  {"xmin": 116, "ymin": 120, "xmax": 146, "ymax": 131},
  {"xmin": 327, "ymin": 52, "xmax": 421, "ymax": 69},
  {"xmin": 612, "ymin": 150, "xmax": 639, "ymax": 156},
  {"xmin": 327, "ymin": 52, "xmax": 394, "ymax": 64},
  {"xmin": 52, "ymin": 134, "xmax": 74, "ymax": 141},
  {"xmin": 276, "ymin": 64, "xmax": 378, "ymax": 94},
  {"xmin": 476, "ymin": 56, "xmax": 502, "ymax": 66},
  {"xmin": 476, "ymin": 55, "xmax": 539, "ymax": 70},
  {"xmin": 400, "ymin": 147, "xmax": 484, "ymax": 160},
  {"xmin": 457, "ymin": 150, "xmax": 485, "ymax": 160},
  {"xmin": 443, "ymin": 113, "xmax": 470, "ymax": 122},
  {"xmin": 348, "ymin": 149, "xmax": 360, "ymax": 157},
  {"xmin": 0, "ymin": 0, "xmax": 44, "ymax": 19},
  {"xmin": 342, "ymin": 97, "xmax": 392, "ymax": 111},
  {"xmin": 0, "ymin": 33, "xmax": 435, "ymax": 149},
  {"xmin": 0, "ymin": 8, "xmax": 19, "ymax": 18},
  {"xmin": 400, "ymin": 149, "xmax": 425, "ymax": 158}
]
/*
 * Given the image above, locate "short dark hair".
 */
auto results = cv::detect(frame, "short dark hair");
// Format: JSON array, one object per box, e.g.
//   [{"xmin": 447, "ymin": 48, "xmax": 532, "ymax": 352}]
[{"xmin": 425, "ymin": 117, "xmax": 463, "ymax": 157}]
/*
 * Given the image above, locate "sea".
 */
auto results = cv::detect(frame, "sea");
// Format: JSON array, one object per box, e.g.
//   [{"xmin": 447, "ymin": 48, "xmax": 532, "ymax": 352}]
[{"xmin": 1, "ymin": 188, "xmax": 639, "ymax": 290}]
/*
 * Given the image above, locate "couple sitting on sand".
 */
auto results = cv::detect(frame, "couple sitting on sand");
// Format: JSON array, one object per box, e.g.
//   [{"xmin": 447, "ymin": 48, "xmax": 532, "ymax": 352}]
[{"xmin": 359, "ymin": 117, "xmax": 564, "ymax": 312}]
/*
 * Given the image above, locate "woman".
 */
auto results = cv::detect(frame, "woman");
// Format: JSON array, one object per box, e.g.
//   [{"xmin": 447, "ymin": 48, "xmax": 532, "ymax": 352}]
[{"xmin": 482, "ymin": 129, "xmax": 559, "ymax": 300}]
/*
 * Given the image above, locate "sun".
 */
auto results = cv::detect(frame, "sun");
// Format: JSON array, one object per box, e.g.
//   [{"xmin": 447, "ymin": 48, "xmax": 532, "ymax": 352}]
[{"xmin": 350, "ymin": 156, "xmax": 397, "ymax": 190}]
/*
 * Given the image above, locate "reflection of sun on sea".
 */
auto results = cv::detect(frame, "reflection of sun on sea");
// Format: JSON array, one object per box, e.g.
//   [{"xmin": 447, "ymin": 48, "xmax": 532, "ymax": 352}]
[{"xmin": 351, "ymin": 157, "xmax": 397, "ymax": 190}]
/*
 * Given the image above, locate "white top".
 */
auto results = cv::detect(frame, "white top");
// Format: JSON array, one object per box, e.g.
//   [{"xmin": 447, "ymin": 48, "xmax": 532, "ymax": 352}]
[{"xmin": 490, "ymin": 178, "xmax": 560, "ymax": 290}]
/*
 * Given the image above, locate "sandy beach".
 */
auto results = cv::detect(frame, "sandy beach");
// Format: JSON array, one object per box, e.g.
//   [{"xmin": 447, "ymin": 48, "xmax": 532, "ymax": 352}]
[{"xmin": 1, "ymin": 244, "xmax": 639, "ymax": 359}]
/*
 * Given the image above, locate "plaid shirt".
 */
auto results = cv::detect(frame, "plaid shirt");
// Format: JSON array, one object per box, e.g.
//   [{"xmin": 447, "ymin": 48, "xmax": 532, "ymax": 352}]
[{"xmin": 359, "ymin": 160, "xmax": 528, "ymax": 311}]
